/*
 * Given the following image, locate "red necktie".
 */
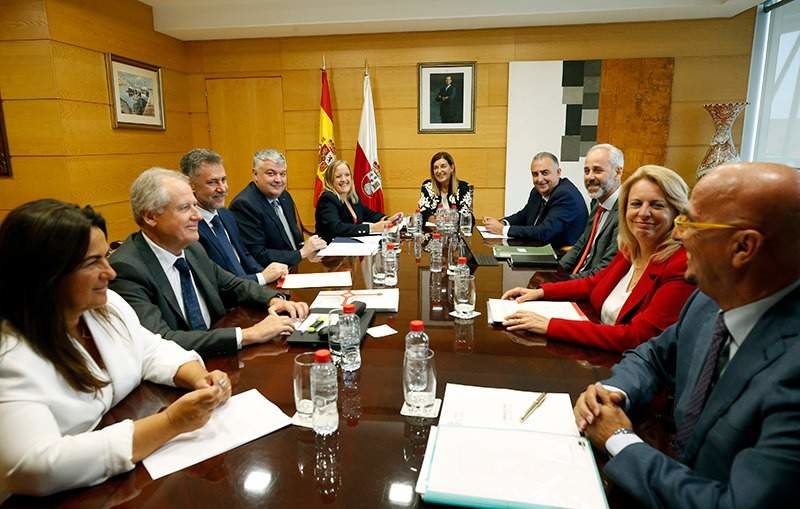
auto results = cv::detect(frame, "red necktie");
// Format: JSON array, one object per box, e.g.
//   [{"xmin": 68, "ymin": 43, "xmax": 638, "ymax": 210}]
[{"xmin": 572, "ymin": 206, "xmax": 603, "ymax": 274}]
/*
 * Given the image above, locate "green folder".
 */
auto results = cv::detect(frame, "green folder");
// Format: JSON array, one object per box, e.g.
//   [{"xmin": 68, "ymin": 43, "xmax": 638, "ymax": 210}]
[{"xmin": 492, "ymin": 244, "xmax": 556, "ymax": 260}]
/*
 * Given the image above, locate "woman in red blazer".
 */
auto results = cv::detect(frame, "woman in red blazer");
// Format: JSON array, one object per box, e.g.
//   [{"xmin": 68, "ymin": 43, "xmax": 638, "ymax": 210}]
[{"xmin": 501, "ymin": 165, "xmax": 695, "ymax": 352}]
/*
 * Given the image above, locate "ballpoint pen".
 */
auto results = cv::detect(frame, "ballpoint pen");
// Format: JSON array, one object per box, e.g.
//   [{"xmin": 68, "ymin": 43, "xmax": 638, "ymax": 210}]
[{"xmin": 519, "ymin": 392, "xmax": 548, "ymax": 423}]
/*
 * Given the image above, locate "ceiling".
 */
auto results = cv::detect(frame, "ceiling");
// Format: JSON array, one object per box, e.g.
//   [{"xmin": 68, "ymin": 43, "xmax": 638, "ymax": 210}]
[{"xmin": 139, "ymin": 0, "xmax": 761, "ymax": 41}]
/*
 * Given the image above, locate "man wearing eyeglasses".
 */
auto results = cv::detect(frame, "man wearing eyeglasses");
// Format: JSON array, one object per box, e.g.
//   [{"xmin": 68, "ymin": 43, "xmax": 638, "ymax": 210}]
[
  {"xmin": 230, "ymin": 148, "xmax": 327, "ymax": 266},
  {"xmin": 573, "ymin": 162, "xmax": 800, "ymax": 507}
]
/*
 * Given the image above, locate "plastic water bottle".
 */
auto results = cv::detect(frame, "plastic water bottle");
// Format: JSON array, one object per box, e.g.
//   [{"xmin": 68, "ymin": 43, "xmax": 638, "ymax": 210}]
[
  {"xmin": 413, "ymin": 233, "xmax": 423, "ymax": 261},
  {"xmin": 384, "ymin": 242, "xmax": 398, "ymax": 287},
  {"xmin": 446, "ymin": 235, "xmax": 463, "ymax": 275},
  {"xmin": 339, "ymin": 304, "xmax": 362, "ymax": 372},
  {"xmin": 435, "ymin": 203, "xmax": 445, "ymax": 228},
  {"xmin": 311, "ymin": 349, "xmax": 339, "ymax": 435},
  {"xmin": 454, "ymin": 256, "xmax": 470, "ymax": 294},
  {"xmin": 405, "ymin": 320, "xmax": 430, "ymax": 393},
  {"xmin": 429, "ymin": 233, "xmax": 443, "ymax": 273},
  {"xmin": 448, "ymin": 205, "xmax": 459, "ymax": 233},
  {"xmin": 408, "ymin": 208, "xmax": 422, "ymax": 234}
]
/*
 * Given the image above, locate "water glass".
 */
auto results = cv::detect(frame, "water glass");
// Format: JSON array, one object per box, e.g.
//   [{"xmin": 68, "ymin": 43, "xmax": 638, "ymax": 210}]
[
  {"xmin": 293, "ymin": 352, "xmax": 316, "ymax": 420},
  {"xmin": 454, "ymin": 275, "xmax": 476, "ymax": 318},
  {"xmin": 371, "ymin": 247, "xmax": 385, "ymax": 284},
  {"xmin": 403, "ymin": 348, "xmax": 437, "ymax": 410},
  {"xmin": 459, "ymin": 211, "xmax": 472, "ymax": 236}
]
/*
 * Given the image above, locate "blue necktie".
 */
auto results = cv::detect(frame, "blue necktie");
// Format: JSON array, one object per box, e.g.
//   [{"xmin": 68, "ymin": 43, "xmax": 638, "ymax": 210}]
[
  {"xmin": 173, "ymin": 257, "xmax": 207, "ymax": 330},
  {"xmin": 675, "ymin": 313, "xmax": 729, "ymax": 452},
  {"xmin": 210, "ymin": 215, "xmax": 246, "ymax": 277}
]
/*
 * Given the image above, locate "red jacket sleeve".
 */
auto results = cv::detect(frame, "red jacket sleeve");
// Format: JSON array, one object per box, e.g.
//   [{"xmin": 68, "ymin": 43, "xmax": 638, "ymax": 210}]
[{"xmin": 543, "ymin": 249, "xmax": 695, "ymax": 352}]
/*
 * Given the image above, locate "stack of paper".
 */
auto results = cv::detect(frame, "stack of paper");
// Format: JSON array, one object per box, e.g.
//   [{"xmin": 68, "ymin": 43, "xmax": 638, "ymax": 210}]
[
  {"xmin": 476, "ymin": 226, "xmax": 509, "ymax": 239},
  {"xmin": 310, "ymin": 288, "xmax": 399, "ymax": 312},
  {"xmin": 487, "ymin": 298, "xmax": 588, "ymax": 324},
  {"xmin": 317, "ymin": 242, "xmax": 378, "ymax": 257},
  {"xmin": 416, "ymin": 384, "xmax": 608, "ymax": 508},
  {"xmin": 278, "ymin": 271, "xmax": 352, "ymax": 289}
]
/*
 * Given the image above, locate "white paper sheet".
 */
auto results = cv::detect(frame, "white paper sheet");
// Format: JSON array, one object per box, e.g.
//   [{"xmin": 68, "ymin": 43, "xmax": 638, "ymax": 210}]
[
  {"xmin": 477, "ymin": 226, "xmax": 509, "ymax": 239},
  {"xmin": 487, "ymin": 298, "xmax": 587, "ymax": 324},
  {"xmin": 317, "ymin": 242, "xmax": 378, "ymax": 257},
  {"xmin": 143, "ymin": 389, "xmax": 292, "ymax": 480},
  {"xmin": 366, "ymin": 324, "xmax": 397, "ymax": 338},
  {"xmin": 438, "ymin": 383, "xmax": 579, "ymax": 436},
  {"xmin": 310, "ymin": 288, "xmax": 399, "ymax": 312},
  {"xmin": 279, "ymin": 271, "xmax": 352, "ymax": 289},
  {"xmin": 352, "ymin": 235, "xmax": 383, "ymax": 245}
]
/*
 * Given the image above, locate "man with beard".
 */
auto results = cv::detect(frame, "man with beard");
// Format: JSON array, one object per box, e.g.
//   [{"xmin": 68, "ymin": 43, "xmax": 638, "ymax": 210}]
[{"xmin": 559, "ymin": 144, "xmax": 623, "ymax": 277}]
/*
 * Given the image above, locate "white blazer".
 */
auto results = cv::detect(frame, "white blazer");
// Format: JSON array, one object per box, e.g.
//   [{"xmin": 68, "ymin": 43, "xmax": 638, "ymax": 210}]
[{"xmin": 0, "ymin": 290, "xmax": 201, "ymax": 498}]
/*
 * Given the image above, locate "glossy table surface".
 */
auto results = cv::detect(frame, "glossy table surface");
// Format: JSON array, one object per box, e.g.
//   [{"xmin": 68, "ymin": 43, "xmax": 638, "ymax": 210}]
[{"xmin": 4, "ymin": 230, "xmax": 662, "ymax": 508}]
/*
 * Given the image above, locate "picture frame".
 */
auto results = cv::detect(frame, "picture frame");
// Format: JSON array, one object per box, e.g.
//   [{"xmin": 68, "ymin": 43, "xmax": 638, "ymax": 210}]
[
  {"xmin": 418, "ymin": 62, "xmax": 476, "ymax": 133},
  {"xmin": 106, "ymin": 54, "xmax": 165, "ymax": 130},
  {"xmin": 0, "ymin": 91, "xmax": 11, "ymax": 177}
]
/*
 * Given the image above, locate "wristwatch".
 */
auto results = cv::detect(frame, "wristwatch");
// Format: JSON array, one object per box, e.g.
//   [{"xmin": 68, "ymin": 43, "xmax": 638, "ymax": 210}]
[{"xmin": 611, "ymin": 427, "xmax": 635, "ymax": 437}]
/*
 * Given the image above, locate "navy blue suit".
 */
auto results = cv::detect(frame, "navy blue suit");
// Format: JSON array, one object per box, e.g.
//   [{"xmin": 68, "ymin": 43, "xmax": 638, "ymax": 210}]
[
  {"xmin": 503, "ymin": 177, "xmax": 587, "ymax": 248},
  {"xmin": 198, "ymin": 207, "xmax": 263, "ymax": 283},
  {"xmin": 602, "ymin": 287, "xmax": 800, "ymax": 507},
  {"xmin": 229, "ymin": 183, "xmax": 305, "ymax": 266}
]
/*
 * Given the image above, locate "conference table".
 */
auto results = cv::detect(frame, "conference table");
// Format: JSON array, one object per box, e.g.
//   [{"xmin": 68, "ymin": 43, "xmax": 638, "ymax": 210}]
[{"xmin": 4, "ymin": 229, "xmax": 671, "ymax": 508}]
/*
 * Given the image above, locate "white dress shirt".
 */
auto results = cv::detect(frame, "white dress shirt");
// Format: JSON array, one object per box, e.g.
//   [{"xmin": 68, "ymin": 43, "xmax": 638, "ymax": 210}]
[
  {"xmin": 600, "ymin": 264, "xmax": 634, "ymax": 325},
  {"xmin": 0, "ymin": 290, "xmax": 201, "ymax": 498},
  {"xmin": 198, "ymin": 207, "xmax": 265, "ymax": 286}
]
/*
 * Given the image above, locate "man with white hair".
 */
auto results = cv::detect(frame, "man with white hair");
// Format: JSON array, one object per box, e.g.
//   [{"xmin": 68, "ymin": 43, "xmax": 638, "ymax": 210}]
[
  {"xmin": 110, "ymin": 168, "xmax": 308, "ymax": 357},
  {"xmin": 559, "ymin": 143, "xmax": 624, "ymax": 277}
]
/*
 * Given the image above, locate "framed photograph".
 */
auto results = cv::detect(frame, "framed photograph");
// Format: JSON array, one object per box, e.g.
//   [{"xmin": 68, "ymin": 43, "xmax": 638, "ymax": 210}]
[
  {"xmin": 106, "ymin": 54, "xmax": 165, "ymax": 130},
  {"xmin": 0, "ymin": 92, "xmax": 10, "ymax": 177},
  {"xmin": 418, "ymin": 62, "xmax": 475, "ymax": 133}
]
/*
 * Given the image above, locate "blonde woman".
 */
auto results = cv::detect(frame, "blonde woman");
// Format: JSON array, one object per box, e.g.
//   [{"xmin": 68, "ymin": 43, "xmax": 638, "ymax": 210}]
[
  {"xmin": 501, "ymin": 166, "xmax": 696, "ymax": 352},
  {"xmin": 315, "ymin": 160, "xmax": 402, "ymax": 242}
]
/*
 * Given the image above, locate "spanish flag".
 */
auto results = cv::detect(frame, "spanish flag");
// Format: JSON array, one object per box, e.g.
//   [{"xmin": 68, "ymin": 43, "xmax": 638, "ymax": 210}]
[{"xmin": 314, "ymin": 66, "xmax": 336, "ymax": 206}]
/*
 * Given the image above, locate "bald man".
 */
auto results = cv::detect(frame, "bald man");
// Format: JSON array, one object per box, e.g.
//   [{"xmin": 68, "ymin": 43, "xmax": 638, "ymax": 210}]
[{"xmin": 573, "ymin": 163, "xmax": 800, "ymax": 507}]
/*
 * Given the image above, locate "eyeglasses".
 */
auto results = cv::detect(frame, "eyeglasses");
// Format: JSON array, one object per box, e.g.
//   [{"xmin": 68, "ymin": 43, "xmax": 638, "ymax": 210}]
[{"xmin": 673, "ymin": 214, "xmax": 740, "ymax": 234}]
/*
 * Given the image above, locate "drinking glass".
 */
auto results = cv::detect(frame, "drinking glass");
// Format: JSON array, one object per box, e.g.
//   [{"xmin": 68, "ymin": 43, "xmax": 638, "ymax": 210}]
[
  {"xmin": 454, "ymin": 275, "xmax": 476, "ymax": 318},
  {"xmin": 371, "ymin": 248, "xmax": 385, "ymax": 284},
  {"xmin": 403, "ymin": 348, "xmax": 437, "ymax": 410},
  {"xmin": 293, "ymin": 352, "xmax": 316, "ymax": 421},
  {"xmin": 459, "ymin": 211, "xmax": 473, "ymax": 236}
]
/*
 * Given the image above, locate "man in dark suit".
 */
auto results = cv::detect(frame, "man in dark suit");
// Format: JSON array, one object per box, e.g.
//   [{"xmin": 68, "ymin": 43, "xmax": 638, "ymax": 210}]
[
  {"xmin": 573, "ymin": 162, "xmax": 800, "ymax": 507},
  {"xmin": 560, "ymin": 144, "xmax": 623, "ymax": 277},
  {"xmin": 483, "ymin": 152, "xmax": 587, "ymax": 248},
  {"xmin": 180, "ymin": 148, "xmax": 288, "ymax": 285},
  {"xmin": 230, "ymin": 148, "xmax": 327, "ymax": 266},
  {"xmin": 435, "ymin": 75, "xmax": 460, "ymax": 123},
  {"xmin": 110, "ymin": 168, "xmax": 308, "ymax": 357}
]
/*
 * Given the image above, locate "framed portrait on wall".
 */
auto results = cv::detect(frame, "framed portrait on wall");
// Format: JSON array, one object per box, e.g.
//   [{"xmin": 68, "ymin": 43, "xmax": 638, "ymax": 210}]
[
  {"xmin": 0, "ymin": 92, "xmax": 10, "ymax": 177},
  {"xmin": 418, "ymin": 62, "xmax": 475, "ymax": 133},
  {"xmin": 106, "ymin": 54, "xmax": 166, "ymax": 130}
]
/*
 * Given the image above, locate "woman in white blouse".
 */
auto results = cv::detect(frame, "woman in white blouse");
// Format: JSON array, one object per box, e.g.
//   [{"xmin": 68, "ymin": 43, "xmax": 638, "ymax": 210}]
[
  {"xmin": 0, "ymin": 200, "xmax": 231, "ymax": 499},
  {"xmin": 500, "ymin": 166, "xmax": 696, "ymax": 352}
]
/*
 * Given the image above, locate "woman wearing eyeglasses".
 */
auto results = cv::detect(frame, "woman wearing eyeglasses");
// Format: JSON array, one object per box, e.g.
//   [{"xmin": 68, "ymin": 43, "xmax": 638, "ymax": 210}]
[{"xmin": 501, "ymin": 165, "xmax": 696, "ymax": 352}]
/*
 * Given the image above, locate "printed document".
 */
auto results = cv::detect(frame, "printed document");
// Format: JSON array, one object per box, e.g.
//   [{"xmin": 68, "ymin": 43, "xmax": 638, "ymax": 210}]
[
  {"xmin": 487, "ymin": 298, "xmax": 587, "ymax": 324},
  {"xmin": 279, "ymin": 271, "xmax": 352, "ymax": 289}
]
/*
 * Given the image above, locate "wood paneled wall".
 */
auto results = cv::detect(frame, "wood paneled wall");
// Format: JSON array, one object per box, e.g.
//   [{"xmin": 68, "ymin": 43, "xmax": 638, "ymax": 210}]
[
  {"xmin": 0, "ymin": 0, "xmax": 195, "ymax": 239},
  {"xmin": 0, "ymin": 1, "xmax": 754, "ymax": 238}
]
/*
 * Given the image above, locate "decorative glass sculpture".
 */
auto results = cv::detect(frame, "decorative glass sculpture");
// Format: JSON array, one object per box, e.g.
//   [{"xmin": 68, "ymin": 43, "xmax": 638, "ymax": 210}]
[{"xmin": 697, "ymin": 102, "xmax": 748, "ymax": 180}]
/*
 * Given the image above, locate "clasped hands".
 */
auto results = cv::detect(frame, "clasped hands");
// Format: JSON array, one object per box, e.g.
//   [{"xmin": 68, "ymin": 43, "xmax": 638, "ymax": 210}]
[
  {"xmin": 573, "ymin": 382, "xmax": 633, "ymax": 450},
  {"xmin": 482, "ymin": 216, "xmax": 505, "ymax": 234},
  {"xmin": 500, "ymin": 287, "xmax": 549, "ymax": 334},
  {"xmin": 242, "ymin": 298, "xmax": 310, "ymax": 346}
]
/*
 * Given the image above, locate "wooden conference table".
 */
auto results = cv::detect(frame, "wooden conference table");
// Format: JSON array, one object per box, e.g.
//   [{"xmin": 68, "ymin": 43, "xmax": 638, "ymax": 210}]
[{"xmin": 5, "ymin": 229, "xmax": 670, "ymax": 508}]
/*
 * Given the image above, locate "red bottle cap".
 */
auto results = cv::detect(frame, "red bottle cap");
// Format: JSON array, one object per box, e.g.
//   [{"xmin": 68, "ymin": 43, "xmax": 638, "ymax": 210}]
[
  {"xmin": 314, "ymin": 349, "xmax": 332, "ymax": 363},
  {"xmin": 387, "ymin": 242, "xmax": 396, "ymax": 249},
  {"xmin": 343, "ymin": 303, "xmax": 356, "ymax": 314},
  {"xmin": 432, "ymin": 233, "xmax": 441, "ymax": 239},
  {"xmin": 410, "ymin": 320, "xmax": 425, "ymax": 332},
  {"xmin": 458, "ymin": 256, "xmax": 467, "ymax": 264},
  {"xmin": 450, "ymin": 205, "xmax": 457, "ymax": 209},
  {"xmin": 415, "ymin": 208, "xmax": 420, "ymax": 212}
]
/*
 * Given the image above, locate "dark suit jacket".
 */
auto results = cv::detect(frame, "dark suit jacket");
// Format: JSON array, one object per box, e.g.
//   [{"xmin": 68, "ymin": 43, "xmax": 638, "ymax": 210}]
[
  {"xmin": 109, "ymin": 232, "xmax": 278, "ymax": 357},
  {"xmin": 559, "ymin": 198, "xmax": 620, "ymax": 278},
  {"xmin": 198, "ymin": 207, "xmax": 263, "ymax": 282},
  {"xmin": 503, "ymin": 178, "xmax": 587, "ymax": 248},
  {"xmin": 229, "ymin": 183, "xmax": 305, "ymax": 266},
  {"xmin": 541, "ymin": 248, "xmax": 694, "ymax": 352},
  {"xmin": 314, "ymin": 190, "xmax": 384, "ymax": 242},
  {"xmin": 602, "ymin": 286, "xmax": 800, "ymax": 507}
]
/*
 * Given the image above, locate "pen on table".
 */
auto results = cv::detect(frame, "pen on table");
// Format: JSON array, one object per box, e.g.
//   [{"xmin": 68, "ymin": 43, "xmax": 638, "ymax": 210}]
[{"xmin": 519, "ymin": 392, "xmax": 548, "ymax": 423}]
